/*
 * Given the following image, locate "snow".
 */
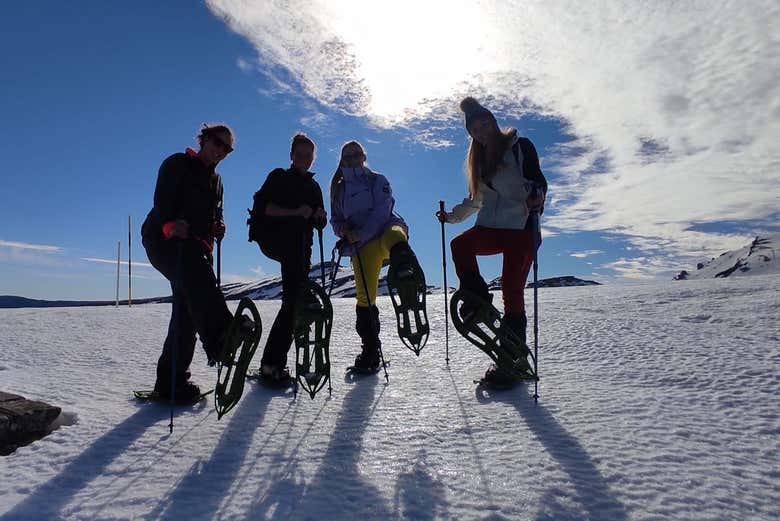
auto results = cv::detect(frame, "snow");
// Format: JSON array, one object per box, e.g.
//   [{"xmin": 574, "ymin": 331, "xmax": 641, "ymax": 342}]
[
  {"xmin": 1, "ymin": 275, "xmax": 779, "ymax": 520},
  {"xmin": 678, "ymin": 233, "xmax": 780, "ymax": 280}
]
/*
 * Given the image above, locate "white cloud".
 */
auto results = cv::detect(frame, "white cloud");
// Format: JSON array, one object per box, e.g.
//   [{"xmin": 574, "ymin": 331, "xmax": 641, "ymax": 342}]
[
  {"xmin": 206, "ymin": 0, "xmax": 780, "ymax": 271},
  {"xmin": 570, "ymin": 250, "xmax": 604, "ymax": 258},
  {"xmin": 0, "ymin": 239, "xmax": 61, "ymax": 252},
  {"xmin": 80, "ymin": 257, "xmax": 154, "ymax": 268},
  {"xmin": 236, "ymin": 57, "xmax": 253, "ymax": 73},
  {"xmin": 0, "ymin": 239, "xmax": 64, "ymax": 265}
]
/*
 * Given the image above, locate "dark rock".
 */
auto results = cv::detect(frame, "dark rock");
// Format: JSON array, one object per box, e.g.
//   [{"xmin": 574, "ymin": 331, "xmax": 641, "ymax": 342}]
[
  {"xmin": 487, "ymin": 275, "xmax": 601, "ymax": 289},
  {"xmin": 0, "ymin": 392, "xmax": 62, "ymax": 456},
  {"xmin": 674, "ymin": 270, "xmax": 689, "ymax": 280}
]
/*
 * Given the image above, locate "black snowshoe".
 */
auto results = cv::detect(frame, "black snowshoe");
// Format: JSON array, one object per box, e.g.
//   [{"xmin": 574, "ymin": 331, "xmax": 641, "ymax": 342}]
[
  {"xmin": 292, "ymin": 280, "xmax": 333, "ymax": 399},
  {"xmin": 246, "ymin": 365, "xmax": 295, "ymax": 390},
  {"xmin": 450, "ymin": 289, "xmax": 537, "ymax": 386},
  {"xmin": 214, "ymin": 297, "xmax": 262, "ymax": 419},
  {"xmin": 346, "ymin": 356, "xmax": 390, "ymax": 376},
  {"xmin": 386, "ymin": 242, "xmax": 429, "ymax": 355},
  {"xmin": 133, "ymin": 385, "xmax": 213, "ymax": 406}
]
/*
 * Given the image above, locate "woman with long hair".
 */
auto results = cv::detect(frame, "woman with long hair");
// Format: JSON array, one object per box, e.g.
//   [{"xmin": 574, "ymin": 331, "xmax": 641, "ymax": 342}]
[
  {"xmin": 330, "ymin": 140, "xmax": 422, "ymax": 371},
  {"xmin": 437, "ymin": 97, "xmax": 547, "ymax": 387}
]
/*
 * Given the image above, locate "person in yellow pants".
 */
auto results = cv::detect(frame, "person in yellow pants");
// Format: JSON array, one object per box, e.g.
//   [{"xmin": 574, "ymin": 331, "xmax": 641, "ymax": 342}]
[{"xmin": 329, "ymin": 141, "xmax": 420, "ymax": 370}]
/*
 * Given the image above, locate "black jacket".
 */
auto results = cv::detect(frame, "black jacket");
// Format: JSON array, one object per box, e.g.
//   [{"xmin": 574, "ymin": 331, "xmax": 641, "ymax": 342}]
[
  {"xmin": 250, "ymin": 167, "xmax": 325, "ymax": 250},
  {"xmin": 142, "ymin": 151, "xmax": 223, "ymax": 250}
]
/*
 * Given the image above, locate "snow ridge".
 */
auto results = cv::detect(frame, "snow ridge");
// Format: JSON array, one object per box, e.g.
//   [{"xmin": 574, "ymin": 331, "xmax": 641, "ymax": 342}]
[{"xmin": 675, "ymin": 233, "xmax": 779, "ymax": 280}]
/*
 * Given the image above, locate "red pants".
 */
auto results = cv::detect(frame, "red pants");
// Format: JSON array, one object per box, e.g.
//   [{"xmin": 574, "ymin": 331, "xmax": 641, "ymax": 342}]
[{"xmin": 450, "ymin": 225, "xmax": 541, "ymax": 314}]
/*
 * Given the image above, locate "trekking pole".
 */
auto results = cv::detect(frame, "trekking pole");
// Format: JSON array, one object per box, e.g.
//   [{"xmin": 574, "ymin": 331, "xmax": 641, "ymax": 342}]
[
  {"xmin": 316, "ymin": 228, "xmax": 332, "ymax": 395},
  {"xmin": 531, "ymin": 212, "xmax": 540, "ymax": 402},
  {"xmin": 318, "ymin": 228, "xmax": 326, "ymax": 288},
  {"xmin": 170, "ymin": 240, "xmax": 184, "ymax": 433},
  {"xmin": 327, "ymin": 245, "xmax": 342, "ymax": 298},
  {"xmin": 216, "ymin": 240, "xmax": 222, "ymax": 288},
  {"xmin": 438, "ymin": 201, "xmax": 450, "ymax": 364},
  {"xmin": 355, "ymin": 248, "xmax": 389, "ymax": 382},
  {"xmin": 216, "ymin": 207, "xmax": 223, "ymax": 288}
]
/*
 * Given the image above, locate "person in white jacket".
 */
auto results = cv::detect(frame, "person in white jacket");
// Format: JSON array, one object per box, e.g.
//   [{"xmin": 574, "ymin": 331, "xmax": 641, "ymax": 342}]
[{"xmin": 437, "ymin": 97, "xmax": 547, "ymax": 385}]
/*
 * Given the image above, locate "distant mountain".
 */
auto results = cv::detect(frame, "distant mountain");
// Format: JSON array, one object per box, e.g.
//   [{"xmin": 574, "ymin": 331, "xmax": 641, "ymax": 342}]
[
  {"xmin": 0, "ymin": 295, "xmax": 167, "ymax": 309},
  {"xmin": 674, "ymin": 234, "xmax": 779, "ymax": 280},
  {"xmin": 487, "ymin": 275, "xmax": 601, "ymax": 290},
  {"xmin": 0, "ymin": 261, "xmax": 436, "ymax": 309},
  {"xmin": 222, "ymin": 261, "xmax": 436, "ymax": 300}
]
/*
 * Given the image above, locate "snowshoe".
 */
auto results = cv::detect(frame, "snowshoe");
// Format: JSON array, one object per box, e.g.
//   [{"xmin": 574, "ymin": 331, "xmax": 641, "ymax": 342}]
[
  {"xmin": 133, "ymin": 388, "xmax": 213, "ymax": 405},
  {"xmin": 345, "ymin": 358, "xmax": 389, "ymax": 375},
  {"xmin": 293, "ymin": 280, "xmax": 333, "ymax": 399},
  {"xmin": 246, "ymin": 365, "xmax": 295, "ymax": 390},
  {"xmin": 214, "ymin": 297, "xmax": 262, "ymax": 419},
  {"xmin": 450, "ymin": 289, "xmax": 537, "ymax": 383},
  {"xmin": 386, "ymin": 242, "xmax": 429, "ymax": 355},
  {"xmin": 474, "ymin": 364, "xmax": 535, "ymax": 391}
]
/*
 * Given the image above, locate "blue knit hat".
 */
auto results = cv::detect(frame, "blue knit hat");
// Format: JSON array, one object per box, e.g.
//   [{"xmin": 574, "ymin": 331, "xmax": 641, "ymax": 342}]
[{"xmin": 460, "ymin": 97, "xmax": 495, "ymax": 130}]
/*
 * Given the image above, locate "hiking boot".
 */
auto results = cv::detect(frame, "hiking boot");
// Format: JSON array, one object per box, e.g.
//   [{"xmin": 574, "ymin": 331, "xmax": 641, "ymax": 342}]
[
  {"xmin": 499, "ymin": 312, "xmax": 532, "ymax": 373},
  {"xmin": 299, "ymin": 287, "xmax": 322, "ymax": 311},
  {"xmin": 155, "ymin": 380, "xmax": 203, "ymax": 405},
  {"xmin": 457, "ymin": 272, "xmax": 492, "ymax": 322},
  {"xmin": 389, "ymin": 241, "xmax": 420, "ymax": 282},
  {"xmin": 209, "ymin": 315, "xmax": 255, "ymax": 366},
  {"xmin": 500, "ymin": 312, "xmax": 527, "ymax": 348},
  {"xmin": 260, "ymin": 364, "xmax": 293, "ymax": 387},
  {"xmin": 482, "ymin": 364, "xmax": 520, "ymax": 390},
  {"xmin": 354, "ymin": 305, "xmax": 381, "ymax": 369},
  {"xmin": 353, "ymin": 351, "xmax": 380, "ymax": 371}
]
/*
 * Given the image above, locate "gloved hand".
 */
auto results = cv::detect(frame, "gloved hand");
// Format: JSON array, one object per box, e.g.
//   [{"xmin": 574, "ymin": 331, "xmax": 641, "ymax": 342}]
[{"xmin": 212, "ymin": 220, "xmax": 226, "ymax": 241}]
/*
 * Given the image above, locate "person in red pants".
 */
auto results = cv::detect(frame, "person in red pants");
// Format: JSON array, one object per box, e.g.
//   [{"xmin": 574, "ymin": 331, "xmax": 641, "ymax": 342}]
[{"xmin": 437, "ymin": 97, "xmax": 547, "ymax": 385}]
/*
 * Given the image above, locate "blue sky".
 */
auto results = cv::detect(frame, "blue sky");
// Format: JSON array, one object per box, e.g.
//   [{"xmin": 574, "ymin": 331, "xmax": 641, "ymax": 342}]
[{"xmin": 1, "ymin": 1, "xmax": 778, "ymax": 300}]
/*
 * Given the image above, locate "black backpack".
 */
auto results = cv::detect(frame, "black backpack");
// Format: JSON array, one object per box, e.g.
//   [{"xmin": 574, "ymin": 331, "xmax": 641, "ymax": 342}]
[{"xmin": 246, "ymin": 190, "xmax": 265, "ymax": 243}]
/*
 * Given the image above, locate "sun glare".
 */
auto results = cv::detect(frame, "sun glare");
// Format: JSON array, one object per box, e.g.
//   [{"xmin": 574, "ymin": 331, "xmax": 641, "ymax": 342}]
[{"xmin": 322, "ymin": 0, "xmax": 488, "ymax": 122}]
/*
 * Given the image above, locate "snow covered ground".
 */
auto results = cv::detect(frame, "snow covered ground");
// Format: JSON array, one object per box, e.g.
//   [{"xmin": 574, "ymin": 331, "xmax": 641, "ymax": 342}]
[{"xmin": 1, "ymin": 275, "xmax": 778, "ymax": 520}]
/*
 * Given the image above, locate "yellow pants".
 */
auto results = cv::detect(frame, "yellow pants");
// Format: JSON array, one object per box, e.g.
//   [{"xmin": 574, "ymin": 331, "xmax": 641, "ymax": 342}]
[{"xmin": 352, "ymin": 225, "xmax": 408, "ymax": 307}]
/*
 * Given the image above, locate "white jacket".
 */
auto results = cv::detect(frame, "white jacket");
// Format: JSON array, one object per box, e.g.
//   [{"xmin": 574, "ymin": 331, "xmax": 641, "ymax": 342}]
[{"xmin": 446, "ymin": 136, "xmax": 542, "ymax": 230}]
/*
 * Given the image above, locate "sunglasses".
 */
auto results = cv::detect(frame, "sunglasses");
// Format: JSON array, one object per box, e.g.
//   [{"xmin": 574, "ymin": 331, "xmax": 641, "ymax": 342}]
[
  {"xmin": 210, "ymin": 135, "xmax": 234, "ymax": 154},
  {"xmin": 342, "ymin": 152, "xmax": 364, "ymax": 160}
]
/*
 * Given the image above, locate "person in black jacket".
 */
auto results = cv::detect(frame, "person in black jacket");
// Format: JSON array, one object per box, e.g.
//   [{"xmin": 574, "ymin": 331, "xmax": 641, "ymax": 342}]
[
  {"xmin": 141, "ymin": 123, "xmax": 236, "ymax": 403},
  {"xmin": 249, "ymin": 132, "xmax": 327, "ymax": 385}
]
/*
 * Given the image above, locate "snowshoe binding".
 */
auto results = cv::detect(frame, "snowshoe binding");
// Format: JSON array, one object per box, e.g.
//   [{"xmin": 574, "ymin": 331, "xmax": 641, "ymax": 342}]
[
  {"xmin": 386, "ymin": 242, "xmax": 429, "ymax": 355},
  {"xmin": 245, "ymin": 364, "xmax": 295, "ymax": 390},
  {"xmin": 133, "ymin": 386, "xmax": 213, "ymax": 406},
  {"xmin": 214, "ymin": 297, "xmax": 262, "ymax": 419},
  {"xmin": 293, "ymin": 280, "xmax": 333, "ymax": 399},
  {"xmin": 450, "ymin": 289, "xmax": 537, "ymax": 384},
  {"xmin": 345, "ymin": 354, "xmax": 389, "ymax": 375}
]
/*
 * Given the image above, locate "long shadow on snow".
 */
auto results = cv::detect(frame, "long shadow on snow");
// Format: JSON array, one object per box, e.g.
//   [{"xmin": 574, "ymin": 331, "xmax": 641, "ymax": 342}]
[
  {"xmin": 3, "ymin": 405, "xmax": 168, "ymax": 520},
  {"xmin": 475, "ymin": 387, "xmax": 630, "ymax": 521},
  {"xmin": 241, "ymin": 397, "xmax": 330, "ymax": 519},
  {"xmin": 148, "ymin": 385, "xmax": 276, "ymax": 520},
  {"xmin": 289, "ymin": 375, "xmax": 392, "ymax": 520},
  {"xmin": 392, "ymin": 448, "xmax": 448, "ymax": 521}
]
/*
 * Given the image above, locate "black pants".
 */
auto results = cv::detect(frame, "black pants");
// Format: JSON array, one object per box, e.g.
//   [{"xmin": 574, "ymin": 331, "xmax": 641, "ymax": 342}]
[
  {"xmin": 144, "ymin": 237, "xmax": 233, "ymax": 390},
  {"xmin": 258, "ymin": 233, "xmax": 311, "ymax": 369}
]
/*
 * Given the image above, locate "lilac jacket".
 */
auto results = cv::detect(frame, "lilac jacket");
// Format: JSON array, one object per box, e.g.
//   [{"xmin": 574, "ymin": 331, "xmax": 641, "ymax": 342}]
[{"xmin": 330, "ymin": 166, "xmax": 407, "ymax": 255}]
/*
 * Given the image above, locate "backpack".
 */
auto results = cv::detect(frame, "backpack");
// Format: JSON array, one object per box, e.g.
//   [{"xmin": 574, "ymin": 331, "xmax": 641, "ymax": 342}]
[{"xmin": 246, "ymin": 190, "xmax": 265, "ymax": 243}]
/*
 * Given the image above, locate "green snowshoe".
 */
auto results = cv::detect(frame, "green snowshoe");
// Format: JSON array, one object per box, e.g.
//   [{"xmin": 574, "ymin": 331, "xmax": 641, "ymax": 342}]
[
  {"xmin": 450, "ymin": 289, "xmax": 537, "ymax": 383},
  {"xmin": 293, "ymin": 280, "xmax": 333, "ymax": 399},
  {"xmin": 386, "ymin": 242, "xmax": 429, "ymax": 355},
  {"xmin": 214, "ymin": 297, "xmax": 262, "ymax": 419}
]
